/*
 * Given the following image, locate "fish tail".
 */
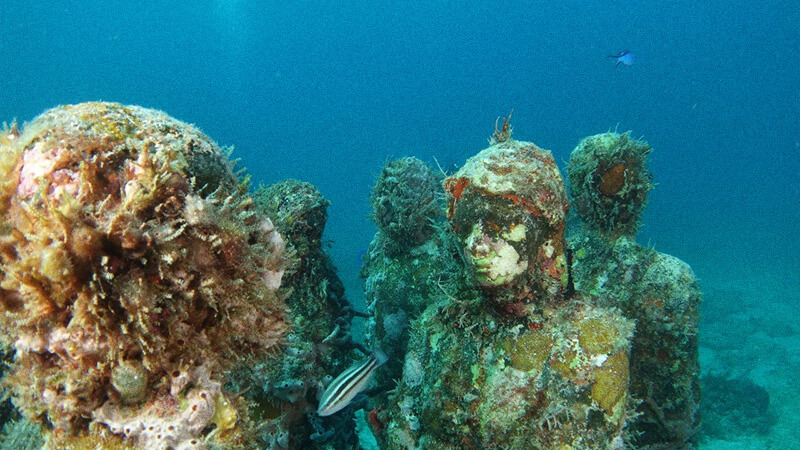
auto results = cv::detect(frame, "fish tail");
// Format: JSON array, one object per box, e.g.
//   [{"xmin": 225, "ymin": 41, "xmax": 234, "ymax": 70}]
[{"xmin": 372, "ymin": 349, "xmax": 389, "ymax": 366}]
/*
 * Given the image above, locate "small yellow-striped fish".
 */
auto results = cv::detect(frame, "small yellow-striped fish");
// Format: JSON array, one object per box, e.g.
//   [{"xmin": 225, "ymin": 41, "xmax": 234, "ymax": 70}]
[{"xmin": 317, "ymin": 350, "xmax": 388, "ymax": 416}]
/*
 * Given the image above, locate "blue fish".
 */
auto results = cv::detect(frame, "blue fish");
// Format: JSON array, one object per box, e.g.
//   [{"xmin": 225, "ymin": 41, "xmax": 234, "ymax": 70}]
[
  {"xmin": 608, "ymin": 50, "xmax": 636, "ymax": 67},
  {"xmin": 357, "ymin": 248, "xmax": 368, "ymax": 264}
]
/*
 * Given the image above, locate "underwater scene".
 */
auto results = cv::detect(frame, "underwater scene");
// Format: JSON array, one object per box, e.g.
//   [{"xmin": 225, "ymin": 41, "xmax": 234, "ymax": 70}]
[{"xmin": 0, "ymin": 1, "xmax": 797, "ymax": 449}]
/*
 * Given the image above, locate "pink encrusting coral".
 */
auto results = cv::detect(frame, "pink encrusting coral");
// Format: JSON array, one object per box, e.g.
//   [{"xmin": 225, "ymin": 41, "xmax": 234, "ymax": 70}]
[{"xmin": 0, "ymin": 102, "xmax": 288, "ymax": 447}]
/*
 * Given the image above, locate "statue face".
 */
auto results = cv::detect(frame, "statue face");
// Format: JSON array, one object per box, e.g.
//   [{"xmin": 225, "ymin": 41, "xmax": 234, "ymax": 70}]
[
  {"xmin": 463, "ymin": 220, "xmax": 530, "ymax": 288},
  {"xmin": 452, "ymin": 195, "xmax": 568, "ymax": 304},
  {"xmin": 445, "ymin": 141, "xmax": 570, "ymax": 303}
]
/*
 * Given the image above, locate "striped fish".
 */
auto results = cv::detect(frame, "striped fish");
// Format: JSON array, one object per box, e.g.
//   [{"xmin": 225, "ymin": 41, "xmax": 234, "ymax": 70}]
[{"xmin": 317, "ymin": 350, "xmax": 388, "ymax": 416}]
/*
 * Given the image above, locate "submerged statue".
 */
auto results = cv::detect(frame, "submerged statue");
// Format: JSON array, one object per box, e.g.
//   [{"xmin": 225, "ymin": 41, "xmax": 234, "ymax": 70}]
[
  {"xmin": 0, "ymin": 105, "xmax": 700, "ymax": 449},
  {"xmin": 360, "ymin": 116, "xmax": 701, "ymax": 449}
]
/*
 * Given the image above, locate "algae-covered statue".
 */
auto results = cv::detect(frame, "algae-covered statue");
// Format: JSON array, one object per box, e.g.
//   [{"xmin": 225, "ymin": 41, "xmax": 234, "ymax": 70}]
[
  {"xmin": 362, "ymin": 118, "xmax": 638, "ymax": 449},
  {"xmin": 361, "ymin": 117, "xmax": 701, "ymax": 449},
  {"xmin": 443, "ymin": 116, "xmax": 570, "ymax": 308},
  {"xmin": 567, "ymin": 132, "xmax": 702, "ymax": 447},
  {"xmin": 361, "ymin": 156, "xmax": 464, "ymax": 413},
  {"xmin": 0, "ymin": 104, "xmax": 700, "ymax": 449}
]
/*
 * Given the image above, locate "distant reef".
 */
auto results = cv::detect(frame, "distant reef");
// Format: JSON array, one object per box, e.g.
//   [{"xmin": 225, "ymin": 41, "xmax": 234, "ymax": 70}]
[{"xmin": 0, "ymin": 104, "xmax": 700, "ymax": 449}]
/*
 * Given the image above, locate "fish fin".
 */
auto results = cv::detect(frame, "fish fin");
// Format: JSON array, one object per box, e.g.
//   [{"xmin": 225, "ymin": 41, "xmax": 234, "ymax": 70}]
[{"xmin": 372, "ymin": 349, "xmax": 389, "ymax": 366}]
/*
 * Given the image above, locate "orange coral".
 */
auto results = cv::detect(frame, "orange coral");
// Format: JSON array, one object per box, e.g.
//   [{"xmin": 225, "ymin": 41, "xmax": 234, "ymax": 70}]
[
  {"xmin": 598, "ymin": 163, "xmax": 627, "ymax": 196},
  {"xmin": 444, "ymin": 177, "xmax": 470, "ymax": 218},
  {"xmin": 445, "ymin": 177, "xmax": 470, "ymax": 200},
  {"xmin": 502, "ymin": 194, "xmax": 542, "ymax": 216}
]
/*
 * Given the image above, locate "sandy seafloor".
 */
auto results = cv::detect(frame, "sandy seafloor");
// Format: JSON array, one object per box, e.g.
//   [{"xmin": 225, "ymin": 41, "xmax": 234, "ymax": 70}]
[
  {"xmin": 641, "ymin": 189, "xmax": 800, "ymax": 449},
  {"xmin": 699, "ymin": 272, "xmax": 800, "ymax": 449}
]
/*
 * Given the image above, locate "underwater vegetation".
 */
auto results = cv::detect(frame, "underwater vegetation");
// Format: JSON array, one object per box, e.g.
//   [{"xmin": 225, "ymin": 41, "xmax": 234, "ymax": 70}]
[
  {"xmin": 0, "ymin": 417, "xmax": 43, "ymax": 450},
  {"xmin": 0, "ymin": 104, "xmax": 701, "ymax": 449}
]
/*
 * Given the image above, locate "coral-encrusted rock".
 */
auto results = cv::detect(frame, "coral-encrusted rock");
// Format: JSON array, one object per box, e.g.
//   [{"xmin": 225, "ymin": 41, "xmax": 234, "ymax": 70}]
[
  {"xmin": 94, "ymin": 365, "xmax": 240, "ymax": 448},
  {"xmin": 0, "ymin": 102, "xmax": 288, "ymax": 447},
  {"xmin": 444, "ymin": 135, "xmax": 569, "ymax": 307}
]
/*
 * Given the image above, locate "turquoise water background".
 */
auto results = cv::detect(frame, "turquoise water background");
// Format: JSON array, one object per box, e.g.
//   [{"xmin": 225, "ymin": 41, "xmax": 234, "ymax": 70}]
[{"xmin": 1, "ymin": 1, "xmax": 798, "ymax": 447}]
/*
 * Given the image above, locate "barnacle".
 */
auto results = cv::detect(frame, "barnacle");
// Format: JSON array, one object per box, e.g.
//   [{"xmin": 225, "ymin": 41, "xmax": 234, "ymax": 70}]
[{"xmin": 111, "ymin": 361, "xmax": 149, "ymax": 404}]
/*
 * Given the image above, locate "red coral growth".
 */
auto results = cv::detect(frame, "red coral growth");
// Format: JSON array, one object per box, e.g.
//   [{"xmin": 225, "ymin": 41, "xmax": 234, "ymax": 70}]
[
  {"xmin": 368, "ymin": 405, "xmax": 385, "ymax": 432},
  {"xmin": 527, "ymin": 321, "xmax": 543, "ymax": 331},
  {"xmin": 445, "ymin": 177, "xmax": 470, "ymax": 200},
  {"xmin": 444, "ymin": 177, "xmax": 471, "ymax": 218},
  {"xmin": 501, "ymin": 194, "xmax": 541, "ymax": 217}
]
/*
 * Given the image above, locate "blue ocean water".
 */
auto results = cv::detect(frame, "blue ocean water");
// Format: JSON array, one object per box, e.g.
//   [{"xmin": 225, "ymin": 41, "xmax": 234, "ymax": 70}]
[{"xmin": 1, "ymin": 0, "xmax": 798, "ymax": 447}]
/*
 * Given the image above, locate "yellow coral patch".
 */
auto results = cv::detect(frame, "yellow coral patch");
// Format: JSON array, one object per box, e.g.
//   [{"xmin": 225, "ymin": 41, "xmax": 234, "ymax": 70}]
[
  {"xmin": 591, "ymin": 350, "xmax": 629, "ymax": 415},
  {"xmin": 52, "ymin": 432, "xmax": 135, "ymax": 450},
  {"xmin": 578, "ymin": 318, "xmax": 619, "ymax": 355},
  {"xmin": 74, "ymin": 102, "xmax": 141, "ymax": 141},
  {"xmin": 212, "ymin": 393, "xmax": 238, "ymax": 433},
  {"xmin": 504, "ymin": 329, "xmax": 552, "ymax": 372},
  {"xmin": 550, "ymin": 348, "xmax": 578, "ymax": 379}
]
